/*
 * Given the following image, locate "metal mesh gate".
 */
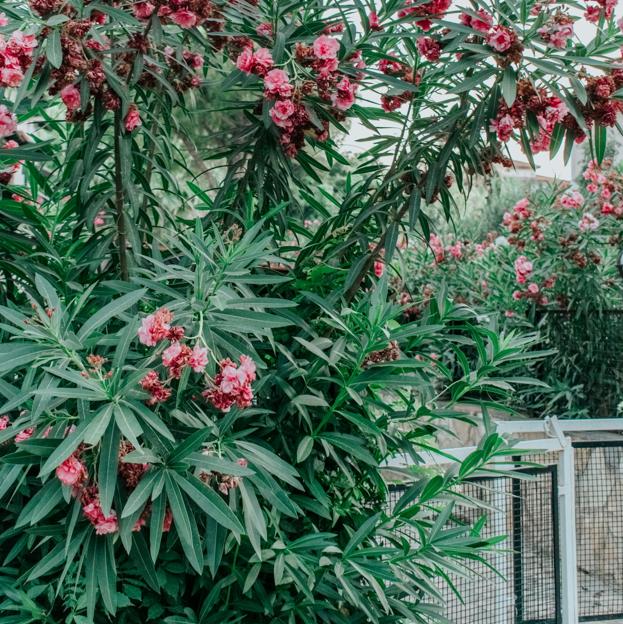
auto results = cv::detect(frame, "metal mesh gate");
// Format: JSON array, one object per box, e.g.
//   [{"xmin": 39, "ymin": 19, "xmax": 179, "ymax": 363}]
[
  {"xmin": 388, "ymin": 464, "xmax": 561, "ymax": 624},
  {"xmin": 574, "ymin": 442, "xmax": 623, "ymax": 622}
]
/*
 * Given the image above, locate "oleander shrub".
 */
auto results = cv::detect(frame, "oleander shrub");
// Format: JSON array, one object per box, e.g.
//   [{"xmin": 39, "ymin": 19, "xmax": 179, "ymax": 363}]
[{"xmin": 0, "ymin": 0, "xmax": 622, "ymax": 622}]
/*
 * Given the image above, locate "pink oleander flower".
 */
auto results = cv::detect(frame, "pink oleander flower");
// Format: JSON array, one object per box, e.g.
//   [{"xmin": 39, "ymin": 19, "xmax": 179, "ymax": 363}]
[
  {"xmin": 81, "ymin": 487, "xmax": 118, "ymax": 535},
  {"xmin": 0, "ymin": 13, "xmax": 7, "ymax": 26},
  {"xmin": 60, "ymin": 85, "xmax": 81, "ymax": 111},
  {"xmin": 162, "ymin": 341, "xmax": 192, "ymax": 379},
  {"xmin": 269, "ymin": 99, "xmax": 295, "ymax": 128},
  {"xmin": 15, "ymin": 427, "xmax": 34, "ymax": 443},
  {"xmin": 417, "ymin": 36, "xmax": 441, "ymax": 61},
  {"xmin": 332, "ymin": 76, "xmax": 357, "ymax": 110},
  {"xmin": 140, "ymin": 371, "xmax": 171, "ymax": 405},
  {"xmin": 505, "ymin": 310, "xmax": 515, "ymax": 318},
  {"xmin": 369, "ymin": 11, "xmax": 383, "ymax": 30},
  {"xmin": 0, "ymin": 105, "xmax": 17, "ymax": 138},
  {"xmin": 0, "ymin": 415, "xmax": 9, "ymax": 429},
  {"xmin": 252, "ymin": 48, "xmax": 274, "ymax": 75},
  {"xmin": 374, "ymin": 259, "xmax": 385, "ymax": 277},
  {"xmin": 601, "ymin": 202, "xmax": 615, "ymax": 215},
  {"xmin": 189, "ymin": 344, "xmax": 209, "ymax": 373},
  {"xmin": 93, "ymin": 210, "xmax": 105, "ymax": 226},
  {"xmin": 560, "ymin": 191, "xmax": 584, "ymax": 209},
  {"xmin": 512, "ymin": 290, "xmax": 523, "ymax": 301},
  {"xmin": 133, "ymin": 2, "xmax": 155, "ymax": 19},
  {"xmin": 578, "ymin": 213, "xmax": 599, "ymax": 231},
  {"xmin": 487, "ymin": 25, "xmax": 513, "ymax": 52},
  {"xmin": 461, "ymin": 9, "xmax": 493, "ymax": 33},
  {"xmin": 490, "ymin": 114, "xmax": 514, "ymax": 142},
  {"xmin": 124, "ymin": 105, "xmax": 141, "ymax": 132},
  {"xmin": 448, "ymin": 241, "xmax": 462, "ymax": 259},
  {"xmin": 264, "ymin": 69, "xmax": 293, "ymax": 97},
  {"xmin": 429, "ymin": 233, "xmax": 445, "ymax": 263},
  {"xmin": 170, "ymin": 9, "xmax": 197, "ymax": 28},
  {"xmin": 527, "ymin": 282, "xmax": 539, "ymax": 295},
  {"xmin": 56, "ymin": 454, "xmax": 87, "ymax": 487},
  {"xmin": 236, "ymin": 47, "xmax": 254, "ymax": 74},
  {"xmin": 203, "ymin": 355, "xmax": 256, "ymax": 412},
  {"xmin": 514, "ymin": 255, "xmax": 533, "ymax": 284},
  {"xmin": 138, "ymin": 308, "xmax": 173, "ymax": 346},
  {"xmin": 256, "ymin": 22, "xmax": 273, "ymax": 38},
  {"xmin": 0, "ymin": 67, "xmax": 23, "ymax": 87},
  {"xmin": 313, "ymin": 35, "xmax": 340, "ymax": 60}
]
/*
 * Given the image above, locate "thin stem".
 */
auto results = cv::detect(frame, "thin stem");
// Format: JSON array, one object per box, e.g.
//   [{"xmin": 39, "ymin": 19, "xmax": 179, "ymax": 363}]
[{"xmin": 114, "ymin": 108, "xmax": 129, "ymax": 280}]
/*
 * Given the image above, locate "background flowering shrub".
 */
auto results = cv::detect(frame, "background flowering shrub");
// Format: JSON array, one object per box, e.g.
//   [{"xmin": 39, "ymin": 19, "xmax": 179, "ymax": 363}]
[
  {"xmin": 0, "ymin": 0, "xmax": 623, "ymax": 622},
  {"xmin": 398, "ymin": 162, "xmax": 623, "ymax": 416}
]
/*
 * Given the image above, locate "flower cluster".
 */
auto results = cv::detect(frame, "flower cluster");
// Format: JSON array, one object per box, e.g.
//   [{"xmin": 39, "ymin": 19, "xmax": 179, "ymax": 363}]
[
  {"xmin": 514, "ymin": 255, "xmax": 533, "ymax": 284},
  {"xmin": 0, "ymin": 25, "xmax": 37, "ymax": 89},
  {"xmin": 503, "ymin": 198, "xmax": 533, "ymax": 234},
  {"xmin": 233, "ymin": 32, "xmax": 363, "ymax": 156},
  {"xmin": 491, "ymin": 80, "xmax": 570, "ymax": 151},
  {"xmin": 202, "ymin": 355, "xmax": 256, "ymax": 412},
  {"xmin": 162, "ymin": 341, "xmax": 208, "ymax": 378},
  {"xmin": 537, "ymin": 12, "xmax": 574, "ymax": 48},
  {"xmin": 398, "ymin": 0, "xmax": 452, "ymax": 31},
  {"xmin": 131, "ymin": 0, "xmax": 224, "ymax": 30},
  {"xmin": 583, "ymin": 159, "xmax": 623, "ymax": 218},
  {"xmin": 584, "ymin": 0, "xmax": 617, "ymax": 23},
  {"xmin": 378, "ymin": 58, "xmax": 420, "ymax": 112}
]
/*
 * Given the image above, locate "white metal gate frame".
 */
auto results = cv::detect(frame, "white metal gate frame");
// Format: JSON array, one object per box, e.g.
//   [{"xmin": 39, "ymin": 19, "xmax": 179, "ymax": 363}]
[{"xmin": 385, "ymin": 417, "xmax": 623, "ymax": 624}]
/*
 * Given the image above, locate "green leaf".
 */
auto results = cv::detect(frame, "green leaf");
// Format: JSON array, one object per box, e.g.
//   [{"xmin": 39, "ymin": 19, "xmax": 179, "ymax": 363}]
[
  {"xmin": 501, "ymin": 67, "xmax": 516, "ymax": 107},
  {"xmin": 121, "ymin": 469, "xmax": 161, "ymax": 518},
  {"xmin": 171, "ymin": 472, "xmax": 244, "ymax": 534},
  {"xmin": 96, "ymin": 537, "xmax": 117, "ymax": 615},
  {"xmin": 77, "ymin": 289, "xmax": 146, "ymax": 341},
  {"xmin": 594, "ymin": 124, "xmax": 607, "ymax": 165},
  {"xmin": 46, "ymin": 29, "xmax": 63, "ymax": 68},
  {"xmin": 296, "ymin": 436, "xmax": 314, "ymax": 463},
  {"xmin": 40, "ymin": 420, "xmax": 88, "ymax": 476},
  {"xmin": 99, "ymin": 421, "xmax": 120, "ymax": 516},
  {"xmin": 164, "ymin": 472, "xmax": 204, "ymax": 573}
]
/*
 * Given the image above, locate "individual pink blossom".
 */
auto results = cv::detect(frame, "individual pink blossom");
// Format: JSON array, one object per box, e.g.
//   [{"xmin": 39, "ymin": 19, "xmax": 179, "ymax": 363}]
[
  {"xmin": 578, "ymin": 213, "xmax": 599, "ymax": 231},
  {"xmin": 332, "ymin": 76, "xmax": 357, "ymax": 110},
  {"xmin": 256, "ymin": 22, "xmax": 273, "ymax": 38},
  {"xmin": 369, "ymin": 12, "xmax": 383, "ymax": 30},
  {"xmin": 189, "ymin": 344, "xmax": 209, "ymax": 373},
  {"xmin": 527, "ymin": 283, "xmax": 539, "ymax": 295},
  {"xmin": 124, "ymin": 105, "xmax": 141, "ymax": 132},
  {"xmin": 0, "ymin": 67, "xmax": 23, "ymax": 87},
  {"xmin": 203, "ymin": 355, "xmax": 256, "ymax": 412},
  {"xmin": 487, "ymin": 26, "xmax": 513, "ymax": 52},
  {"xmin": 81, "ymin": 486, "xmax": 118, "ymax": 535},
  {"xmin": 429, "ymin": 233, "xmax": 445, "ymax": 263},
  {"xmin": 56, "ymin": 455, "xmax": 87, "ymax": 487},
  {"xmin": 601, "ymin": 202, "xmax": 615, "ymax": 215},
  {"xmin": 140, "ymin": 371, "xmax": 171, "ymax": 405},
  {"xmin": 313, "ymin": 35, "xmax": 340, "ymax": 60},
  {"xmin": 0, "ymin": 105, "xmax": 16, "ymax": 138},
  {"xmin": 514, "ymin": 255, "xmax": 533, "ymax": 284},
  {"xmin": 448, "ymin": 241, "xmax": 462, "ymax": 259},
  {"xmin": 269, "ymin": 99, "xmax": 295, "ymax": 128},
  {"xmin": 490, "ymin": 114, "xmax": 514, "ymax": 142},
  {"xmin": 133, "ymin": 2, "xmax": 155, "ymax": 19},
  {"xmin": 253, "ymin": 48, "xmax": 274, "ymax": 75},
  {"xmin": 162, "ymin": 341, "xmax": 192, "ymax": 379},
  {"xmin": 15, "ymin": 427, "xmax": 33, "ymax": 443},
  {"xmin": 0, "ymin": 13, "xmax": 7, "ymax": 26},
  {"xmin": 512, "ymin": 290, "xmax": 523, "ymax": 301},
  {"xmin": 505, "ymin": 310, "xmax": 515, "ymax": 318},
  {"xmin": 417, "ymin": 36, "xmax": 441, "ymax": 61},
  {"xmin": 0, "ymin": 415, "xmax": 9, "ymax": 429},
  {"xmin": 137, "ymin": 308, "xmax": 173, "ymax": 346},
  {"xmin": 374, "ymin": 259, "xmax": 385, "ymax": 277},
  {"xmin": 236, "ymin": 47, "xmax": 254, "ymax": 74},
  {"xmin": 60, "ymin": 85, "xmax": 81, "ymax": 111},
  {"xmin": 461, "ymin": 9, "xmax": 493, "ymax": 33},
  {"xmin": 170, "ymin": 9, "xmax": 198, "ymax": 28},
  {"xmin": 264, "ymin": 69, "xmax": 293, "ymax": 97},
  {"xmin": 93, "ymin": 211, "xmax": 105, "ymax": 226},
  {"xmin": 560, "ymin": 191, "xmax": 583, "ymax": 209}
]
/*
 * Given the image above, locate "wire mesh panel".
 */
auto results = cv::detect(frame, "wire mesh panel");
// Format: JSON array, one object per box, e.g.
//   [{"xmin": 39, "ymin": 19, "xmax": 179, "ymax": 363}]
[
  {"xmin": 387, "ymin": 464, "xmax": 560, "ymax": 624},
  {"xmin": 513, "ymin": 467, "xmax": 561, "ymax": 624},
  {"xmin": 574, "ymin": 442, "xmax": 623, "ymax": 622}
]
